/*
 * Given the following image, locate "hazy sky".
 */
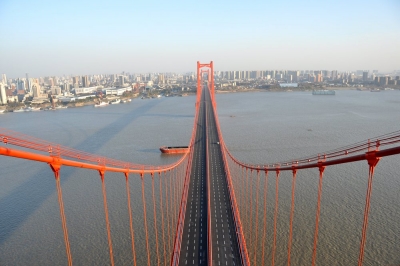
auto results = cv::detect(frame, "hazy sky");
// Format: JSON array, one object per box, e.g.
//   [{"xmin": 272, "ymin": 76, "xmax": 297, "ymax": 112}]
[{"xmin": 1, "ymin": 0, "xmax": 399, "ymax": 78}]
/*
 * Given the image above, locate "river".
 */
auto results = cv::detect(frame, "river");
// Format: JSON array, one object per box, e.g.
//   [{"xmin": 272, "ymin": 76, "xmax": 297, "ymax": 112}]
[{"xmin": 0, "ymin": 90, "xmax": 399, "ymax": 265}]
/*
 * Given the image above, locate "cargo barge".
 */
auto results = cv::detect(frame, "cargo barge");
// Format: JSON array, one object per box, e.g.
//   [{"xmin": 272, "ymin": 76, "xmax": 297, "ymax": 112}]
[{"xmin": 160, "ymin": 146, "xmax": 189, "ymax": 154}]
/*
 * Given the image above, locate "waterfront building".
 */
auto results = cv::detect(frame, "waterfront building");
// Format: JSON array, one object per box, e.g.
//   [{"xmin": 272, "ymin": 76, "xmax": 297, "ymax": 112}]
[
  {"xmin": 58, "ymin": 96, "xmax": 76, "ymax": 103},
  {"xmin": 280, "ymin": 83, "xmax": 298, "ymax": 88},
  {"xmin": 75, "ymin": 86, "xmax": 96, "ymax": 94},
  {"xmin": 105, "ymin": 87, "xmax": 130, "ymax": 96},
  {"xmin": 5, "ymin": 89, "xmax": 18, "ymax": 102}
]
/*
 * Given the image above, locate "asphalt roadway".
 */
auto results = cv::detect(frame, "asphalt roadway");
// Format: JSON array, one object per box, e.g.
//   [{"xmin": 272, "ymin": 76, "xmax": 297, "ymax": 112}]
[
  {"xmin": 179, "ymin": 87, "xmax": 208, "ymax": 265},
  {"xmin": 178, "ymin": 86, "xmax": 241, "ymax": 266}
]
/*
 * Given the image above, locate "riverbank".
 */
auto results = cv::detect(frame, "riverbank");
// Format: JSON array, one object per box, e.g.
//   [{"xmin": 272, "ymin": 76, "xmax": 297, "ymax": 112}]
[
  {"xmin": 216, "ymin": 87, "xmax": 344, "ymax": 93},
  {"xmin": 1, "ymin": 96, "xmax": 137, "ymax": 113}
]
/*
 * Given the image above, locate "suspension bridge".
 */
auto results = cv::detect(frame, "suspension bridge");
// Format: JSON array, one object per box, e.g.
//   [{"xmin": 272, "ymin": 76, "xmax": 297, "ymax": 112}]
[{"xmin": 1, "ymin": 61, "xmax": 400, "ymax": 266}]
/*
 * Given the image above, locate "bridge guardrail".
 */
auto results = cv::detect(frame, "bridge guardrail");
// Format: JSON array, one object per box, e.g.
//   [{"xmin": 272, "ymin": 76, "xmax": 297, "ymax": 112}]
[{"xmin": 208, "ymin": 87, "xmax": 251, "ymax": 266}]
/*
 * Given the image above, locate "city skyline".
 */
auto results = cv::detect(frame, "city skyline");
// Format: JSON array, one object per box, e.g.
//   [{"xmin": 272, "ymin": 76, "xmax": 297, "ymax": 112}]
[
  {"xmin": 1, "ymin": 0, "xmax": 399, "ymax": 78},
  {"xmin": 2, "ymin": 69, "xmax": 397, "ymax": 82}
]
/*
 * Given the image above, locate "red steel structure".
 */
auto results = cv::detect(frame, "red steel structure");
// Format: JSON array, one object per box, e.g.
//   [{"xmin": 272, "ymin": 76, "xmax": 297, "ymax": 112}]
[{"xmin": 1, "ymin": 61, "xmax": 400, "ymax": 265}]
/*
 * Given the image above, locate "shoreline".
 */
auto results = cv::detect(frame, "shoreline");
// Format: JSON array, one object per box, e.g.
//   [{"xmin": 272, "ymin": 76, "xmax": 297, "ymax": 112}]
[
  {"xmin": 1, "ymin": 87, "xmax": 398, "ymax": 113},
  {"xmin": 216, "ymin": 86, "xmax": 356, "ymax": 94},
  {"xmin": 1, "ymin": 96, "xmax": 137, "ymax": 113}
]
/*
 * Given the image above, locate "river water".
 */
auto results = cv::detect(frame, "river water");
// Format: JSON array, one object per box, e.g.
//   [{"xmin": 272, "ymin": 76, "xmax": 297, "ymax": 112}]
[{"xmin": 0, "ymin": 90, "xmax": 399, "ymax": 265}]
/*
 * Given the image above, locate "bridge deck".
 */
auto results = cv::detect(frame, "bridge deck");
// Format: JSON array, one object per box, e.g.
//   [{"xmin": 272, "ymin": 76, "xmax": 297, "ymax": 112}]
[
  {"xmin": 178, "ymin": 88, "xmax": 208, "ymax": 265},
  {"xmin": 206, "ymin": 89, "xmax": 241, "ymax": 265},
  {"xmin": 178, "ymin": 86, "xmax": 241, "ymax": 265}
]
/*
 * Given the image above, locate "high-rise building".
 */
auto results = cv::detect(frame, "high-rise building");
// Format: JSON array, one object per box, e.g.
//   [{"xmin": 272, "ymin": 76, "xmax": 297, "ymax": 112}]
[
  {"xmin": 73, "ymin": 76, "xmax": 80, "ymax": 86},
  {"xmin": 51, "ymin": 86, "xmax": 62, "ymax": 95},
  {"xmin": 158, "ymin": 74, "xmax": 165, "ymax": 84},
  {"xmin": 0, "ymin": 83, "xmax": 7, "ymax": 104},
  {"xmin": 316, "ymin": 74, "xmax": 323, "ymax": 83},
  {"xmin": 233, "ymin": 71, "xmax": 239, "ymax": 80},
  {"xmin": 288, "ymin": 71, "xmax": 299, "ymax": 82},
  {"xmin": 379, "ymin": 76, "xmax": 389, "ymax": 85},
  {"xmin": 32, "ymin": 82, "xmax": 42, "ymax": 98},
  {"xmin": 48, "ymin": 78, "xmax": 54, "ymax": 87},
  {"xmin": 64, "ymin": 82, "xmax": 70, "ymax": 92},
  {"xmin": 363, "ymin": 71, "xmax": 368, "ymax": 82},
  {"xmin": 119, "ymin": 75, "xmax": 125, "ymax": 86},
  {"xmin": 82, "ymin": 75, "xmax": 89, "ymax": 88},
  {"xmin": 331, "ymin": 70, "xmax": 338, "ymax": 80},
  {"xmin": 349, "ymin": 73, "xmax": 355, "ymax": 83},
  {"xmin": 1, "ymin": 74, "xmax": 6, "ymax": 85},
  {"xmin": 25, "ymin": 73, "xmax": 31, "ymax": 93},
  {"xmin": 17, "ymin": 79, "xmax": 25, "ymax": 91}
]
